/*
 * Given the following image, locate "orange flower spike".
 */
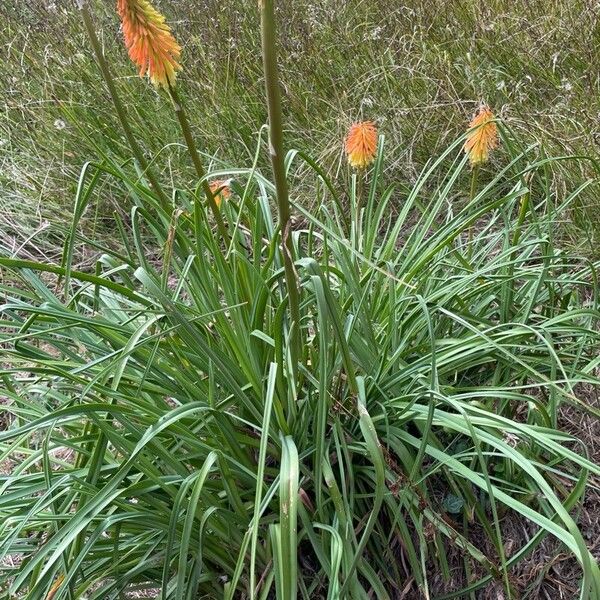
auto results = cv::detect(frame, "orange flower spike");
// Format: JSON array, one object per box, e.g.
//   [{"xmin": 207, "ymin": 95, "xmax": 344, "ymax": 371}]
[
  {"xmin": 116, "ymin": 0, "xmax": 181, "ymax": 89},
  {"xmin": 210, "ymin": 180, "xmax": 231, "ymax": 208},
  {"xmin": 345, "ymin": 121, "xmax": 378, "ymax": 169},
  {"xmin": 464, "ymin": 105, "xmax": 499, "ymax": 166}
]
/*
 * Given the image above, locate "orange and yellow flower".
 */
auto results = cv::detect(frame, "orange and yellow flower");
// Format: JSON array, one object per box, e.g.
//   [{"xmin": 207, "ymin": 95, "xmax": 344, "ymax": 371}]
[
  {"xmin": 210, "ymin": 180, "xmax": 231, "ymax": 208},
  {"xmin": 464, "ymin": 105, "xmax": 499, "ymax": 166},
  {"xmin": 345, "ymin": 121, "xmax": 377, "ymax": 169},
  {"xmin": 116, "ymin": 0, "xmax": 181, "ymax": 89}
]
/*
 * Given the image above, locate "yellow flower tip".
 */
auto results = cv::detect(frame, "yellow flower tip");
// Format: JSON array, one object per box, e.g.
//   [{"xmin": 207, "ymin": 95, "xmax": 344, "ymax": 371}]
[
  {"xmin": 464, "ymin": 104, "xmax": 499, "ymax": 166},
  {"xmin": 345, "ymin": 121, "xmax": 378, "ymax": 169},
  {"xmin": 117, "ymin": 0, "xmax": 182, "ymax": 89},
  {"xmin": 210, "ymin": 180, "xmax": 231, "ymax": 208}
]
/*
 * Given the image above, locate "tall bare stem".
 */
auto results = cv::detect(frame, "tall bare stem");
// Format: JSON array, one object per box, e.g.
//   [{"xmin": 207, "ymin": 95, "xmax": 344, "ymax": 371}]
[
  {"xmin": 260, "ymin": 0, "xmax": 301, "ymax": 381},
  {"xmin": 466, "ymin": 163, "xmax": 480, "ymax": 257},
  {"xmin": 168, "ymin": 86, "xmax": 229, "ymax": 242}
]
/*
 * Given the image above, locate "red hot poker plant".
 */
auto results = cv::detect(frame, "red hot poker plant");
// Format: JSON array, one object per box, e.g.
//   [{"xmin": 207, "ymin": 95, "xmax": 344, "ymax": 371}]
[{"xmin": 116, "ymin": 0, "xmax": 181, "ymax": 89}]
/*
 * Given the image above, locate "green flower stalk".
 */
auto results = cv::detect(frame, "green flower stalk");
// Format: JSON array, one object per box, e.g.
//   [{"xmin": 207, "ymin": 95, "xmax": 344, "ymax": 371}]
[
  {"xmin": 167, "ymin": 85, "xmax": 229, "ymax": 242},
  {"xmin": 260, "ymin": 0, "xmax": 301, "ymax": 385}
]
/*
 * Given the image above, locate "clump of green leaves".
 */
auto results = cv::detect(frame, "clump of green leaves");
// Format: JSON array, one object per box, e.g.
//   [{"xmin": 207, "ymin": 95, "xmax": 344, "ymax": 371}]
[{"xmin": 1, "ymin": 126, "xmax": 599, "ymax": 598}]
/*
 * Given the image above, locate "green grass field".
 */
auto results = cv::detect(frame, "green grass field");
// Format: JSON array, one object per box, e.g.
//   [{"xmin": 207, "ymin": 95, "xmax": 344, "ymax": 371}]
[
  {"xmin": 2, "ymin": 0, "xmax": 599, "ymax": 258},
  {"xmin": 1, "ymin": 1, "xmax": 600, "ymax": 599}
]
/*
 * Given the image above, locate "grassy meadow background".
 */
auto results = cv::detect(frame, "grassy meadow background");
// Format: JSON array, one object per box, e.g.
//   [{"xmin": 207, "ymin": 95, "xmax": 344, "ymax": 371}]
[{"xmin": 1, "ymin": 0, "xmax": 599, "ymax": 260}]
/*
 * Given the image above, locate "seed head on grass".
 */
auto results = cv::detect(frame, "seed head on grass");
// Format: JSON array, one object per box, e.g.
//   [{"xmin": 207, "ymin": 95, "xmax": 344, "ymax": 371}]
[
  {"xmin": 464, "ymin": 105, "xmax": 499, "ymax": 166},
  {"xmin": 345, "ymin": 121, "xmax": 377, "ymax": 169},
  {"xmin": 116, "ymin": 0, "xmax": 181, "ymax": 89},
  {"xmin": 210, "ymin": 180, "xmax": 231, "ymax": 208}
]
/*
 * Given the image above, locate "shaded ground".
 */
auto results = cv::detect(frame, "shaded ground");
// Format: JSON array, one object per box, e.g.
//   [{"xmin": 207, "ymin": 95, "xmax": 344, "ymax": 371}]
[{"xmin": 417, "ymin": 385, "xmax": 600, "ymax": 600}]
